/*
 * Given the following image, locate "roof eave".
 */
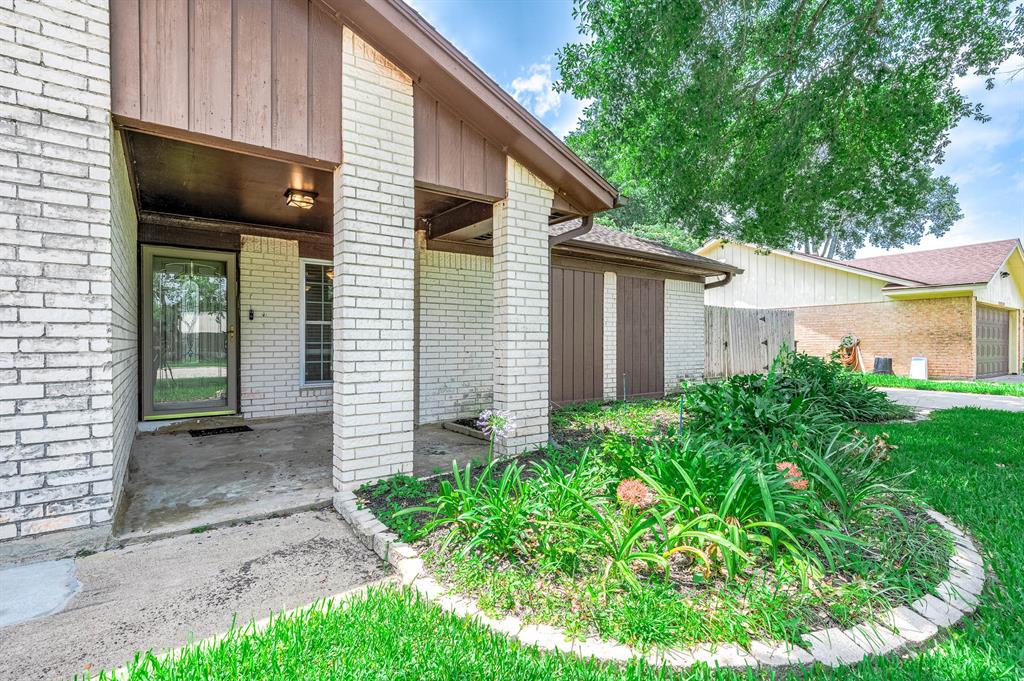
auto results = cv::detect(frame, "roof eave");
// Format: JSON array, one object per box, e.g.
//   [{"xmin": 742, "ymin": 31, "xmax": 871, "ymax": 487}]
[
  {"xmin": 698, "ymin": 239, "xmax": 924, "ymax": 287},
  {"xmin": 556, "ymin": 240, "xmax": 744, "ymax": 277},
  {"xmin": 324, "ymin": 0, "xmax": 619, "ymax": 214},
  {"xmin": 882, "ymin": 283, "xmax": 986, "ymax": 299}
]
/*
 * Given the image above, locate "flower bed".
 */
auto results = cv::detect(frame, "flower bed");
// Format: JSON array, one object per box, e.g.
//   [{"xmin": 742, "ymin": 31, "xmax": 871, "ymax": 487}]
[{"xmin": 353, "ymin": 351, "xmax": 974, "ymax": 666}]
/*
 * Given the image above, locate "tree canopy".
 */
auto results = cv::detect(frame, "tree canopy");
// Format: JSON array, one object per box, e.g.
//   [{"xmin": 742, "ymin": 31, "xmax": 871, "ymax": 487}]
[{"xmin": 558, "ymin": 0, "xmax": 1021, "ymax": 252}]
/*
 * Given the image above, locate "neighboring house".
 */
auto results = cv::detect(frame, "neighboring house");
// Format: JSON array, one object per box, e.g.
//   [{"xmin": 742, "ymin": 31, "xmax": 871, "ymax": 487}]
[
  {"xmin": 696, "ymin": 239, "xmax": 1024, "ymax": 379},
  {"xmin": 0, "ymin": 0, "xmax": 737, "ymax": 551}
]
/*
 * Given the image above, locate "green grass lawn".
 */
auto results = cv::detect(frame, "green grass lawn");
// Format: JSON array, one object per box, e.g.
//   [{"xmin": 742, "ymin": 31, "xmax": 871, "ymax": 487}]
[
  {"xmin": 153, "ymin": 376, "xmax": 226, "ymax": 403},
  {"xmin": 858, "ymin": 372, "xmax": 1024, "ymax": 398},
  {"xmin": 97, "ymin": 408, "xmax": 1023, "ymax": 680}
]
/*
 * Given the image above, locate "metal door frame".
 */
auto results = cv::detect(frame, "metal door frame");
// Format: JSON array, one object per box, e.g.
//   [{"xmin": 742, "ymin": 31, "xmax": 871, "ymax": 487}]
[{"xmin": 140, "ymin": 245, "xmax": 239, "ymax": 420}]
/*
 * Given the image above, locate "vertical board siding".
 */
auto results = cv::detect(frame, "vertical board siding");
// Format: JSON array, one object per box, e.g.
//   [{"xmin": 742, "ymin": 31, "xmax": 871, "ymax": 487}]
[
  {"xmin": 704, "ymin": 306, "xmax": 795, "ymax": 378},
  {"xmin": 702, "ymin": 242, "xmax": 891, "ymax": 308},
  {"xmin": 140, "ymin": 0, "xmax": 189, "ymax": 128},
  {"xmin": 616, "ymin": 276, "xmax": 665, "ymax": 399},
  {"xmin": 271, "ymin": 0, "xmax": 310, "ymax": 155},
  {"xmin": 308, "ymin": 6, "xmax": 343, "ymax": 162},
  {"xmin": 413, "ymin": 85, "xmax": 507, "ymax": 200},
  {"xmin": 111, "ymin": 0, "xmax": 342, "ymax": 164},
  {"xmin": 233, "ymin": 0, "xmax": 273, "ymax": 148},
  {"xmin": 190, "ymin": 0, "xmax": 233, "ymax": 138},
  {"xmin": 111, "ymin": 0, "xmax": 141, "ymax": 118},
  {"xmin": 550, "ymin": 267, "xmax": 603, "ymax": 405}
]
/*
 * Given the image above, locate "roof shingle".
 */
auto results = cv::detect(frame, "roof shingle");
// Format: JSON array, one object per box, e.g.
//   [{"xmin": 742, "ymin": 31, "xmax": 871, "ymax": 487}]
[
  {"xmin": 845, "ymin": 239, "xmax": 1020, "ymax": 287},
  {"xmin": 551, "ymin": 222, "xmax": 740, "ymax": 273}
]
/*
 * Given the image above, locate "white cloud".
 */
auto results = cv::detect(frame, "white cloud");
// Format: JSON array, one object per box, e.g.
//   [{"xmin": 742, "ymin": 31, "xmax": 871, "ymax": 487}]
[{"xmin": 510, "ymin": 61, "xmax": 563, "ymax": 118}]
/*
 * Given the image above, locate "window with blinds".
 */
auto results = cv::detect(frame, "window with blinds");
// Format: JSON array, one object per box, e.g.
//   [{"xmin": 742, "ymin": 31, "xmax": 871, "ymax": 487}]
[{"xmin": 301, "ymin": 261, "xmax": 333, "ymax": 384}]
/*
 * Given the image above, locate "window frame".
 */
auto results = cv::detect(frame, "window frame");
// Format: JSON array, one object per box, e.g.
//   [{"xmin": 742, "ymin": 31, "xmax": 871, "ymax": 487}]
[{"xmin": 299, "ymin": 258, "xmax": 334, "ymax": 387}]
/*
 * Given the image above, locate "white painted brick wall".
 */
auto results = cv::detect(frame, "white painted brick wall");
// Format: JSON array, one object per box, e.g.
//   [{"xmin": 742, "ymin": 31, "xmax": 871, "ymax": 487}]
[
  {"xmin": 109, "ymin": 127, "xmax": 137, "ymax": 514},
  {"xmin": 0, "ymin": 0, "xmax": 117, "ymax": 540},
  {"xmin": 665, "ymin": 279, "xmax": 705, "ymax": 392},
  {"xmin": 333, "ymin": 28, "xmax": 416, "ymax": 487},
  {"xmin": 602, "ymin": 271, "xmax": 617, "ymax": 400},
  {"xmin": 240, "ymin": 236, "xmax": 332, "ymax": 418},
  {"xmin": 493, "ymin": 158, "xmax": 553, "ymax": 455},
  {"xmin": 417, "ymin": 244, "xmax": 493, "ymax": 424}
]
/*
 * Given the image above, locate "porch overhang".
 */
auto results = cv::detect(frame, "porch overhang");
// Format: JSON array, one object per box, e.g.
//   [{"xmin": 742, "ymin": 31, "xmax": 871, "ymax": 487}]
[{"xmin": 321, "ymin": 0, "xmax": 619, "ymax": 215}]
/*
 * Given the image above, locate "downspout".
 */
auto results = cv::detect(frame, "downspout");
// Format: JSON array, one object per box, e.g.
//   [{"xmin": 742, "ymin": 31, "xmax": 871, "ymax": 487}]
[
  {"xmin": 549, "ymin": 214, "xmax": 594, "ymax": 247},
  {"xmin": 704, "ymin": 272, "xmax": 734, "ymax": 289}
]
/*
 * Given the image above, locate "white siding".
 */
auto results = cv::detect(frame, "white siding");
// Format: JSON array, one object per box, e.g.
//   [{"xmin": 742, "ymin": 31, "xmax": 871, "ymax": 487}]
[
  {"xmin": 977, "ymin": 255, "xmax": 1023, "ymax": 310},
  {"xmin": 702, "ymin": 242, "xmax": 889, "ymax": 308}
]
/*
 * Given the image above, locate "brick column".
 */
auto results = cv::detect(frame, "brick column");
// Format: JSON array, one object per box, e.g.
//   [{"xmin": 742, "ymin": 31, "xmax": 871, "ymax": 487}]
[
  {"xmin": 664, "ymin": 279, "xmax": 706, "ymax": 391},
  {"xmin": 492, "ymin": 159, "xmax": 554, "ymax": 455},
  {"xmin": 0, "ymin": 1, "xmax": 131, "ymax": 549},
  {"xmin": 332, "ymin": 28, "xmax": 415, "ymax": 490},
  {"xmin": 602, "ymin": 272, "xmax": 617, "ymax": 400}
]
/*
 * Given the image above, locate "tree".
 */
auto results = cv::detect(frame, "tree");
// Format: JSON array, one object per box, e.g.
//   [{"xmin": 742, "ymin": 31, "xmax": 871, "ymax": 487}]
[
  {"xmin": 794, "ymin": 176, "xmax": 962, "ymax": 259},
  {"xmin": 559, "ymin": 0, "xmax": 1021, "ymax": 251}
]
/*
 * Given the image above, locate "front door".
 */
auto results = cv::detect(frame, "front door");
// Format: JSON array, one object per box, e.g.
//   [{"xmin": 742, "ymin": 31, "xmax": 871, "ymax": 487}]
[{"xmin": 141, "ymin": 245, "xmax": 238, "ymax": 420}]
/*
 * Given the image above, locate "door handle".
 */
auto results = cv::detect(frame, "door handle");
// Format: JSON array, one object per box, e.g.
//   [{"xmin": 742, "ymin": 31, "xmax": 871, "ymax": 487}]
[{"xmin": 228, "ymin": 325, "xmax": 236, "ymax": 341}]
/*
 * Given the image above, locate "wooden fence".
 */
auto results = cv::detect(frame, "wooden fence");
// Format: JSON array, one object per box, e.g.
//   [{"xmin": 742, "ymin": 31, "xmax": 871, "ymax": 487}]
[{"xmin": 705, "ymin": 306, "xmax": 795, "ymax": 379}]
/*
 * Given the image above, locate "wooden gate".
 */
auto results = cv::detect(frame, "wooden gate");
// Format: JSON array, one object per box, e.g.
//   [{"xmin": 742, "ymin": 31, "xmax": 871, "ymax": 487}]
[
  {"xmin": 617, "ymin": 275, "xmax": 665, "ymax": 399},
  {"xmin": 705, "ymin": 306, "xmax": 795, "ymax": 378},
  {"xmin": 550, "ymin": 267, "xmax": 604, "ymax": 405}
]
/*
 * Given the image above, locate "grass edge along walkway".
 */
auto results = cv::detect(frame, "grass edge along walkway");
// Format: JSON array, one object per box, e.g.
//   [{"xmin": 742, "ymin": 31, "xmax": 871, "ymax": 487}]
[
  {"xmin": 858, "ymin": 372, "xmax": 1024, "ymax": 398},
  {"xmin": 97, "ymin": 409, "xmax": 1023, "ymax": 681}
]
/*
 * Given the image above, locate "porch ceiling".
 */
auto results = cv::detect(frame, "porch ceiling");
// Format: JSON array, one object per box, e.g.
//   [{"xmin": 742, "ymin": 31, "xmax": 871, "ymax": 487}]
[{"xmin": 125, "ymin": 131, "xmax": 334, "ymax": 233}]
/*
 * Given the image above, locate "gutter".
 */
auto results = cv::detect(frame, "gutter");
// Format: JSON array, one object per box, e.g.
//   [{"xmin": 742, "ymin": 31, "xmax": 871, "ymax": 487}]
[
  {"xmin": 704, "ymin": 272, "xmax": 734, "ymax": 289},
  {"xmin": 555, "ymin": 239, "xmax": 742, "ymax": 276},
  {"xmin": 549, "ymin": 215, "xmax": 594, "ymax": 247}
]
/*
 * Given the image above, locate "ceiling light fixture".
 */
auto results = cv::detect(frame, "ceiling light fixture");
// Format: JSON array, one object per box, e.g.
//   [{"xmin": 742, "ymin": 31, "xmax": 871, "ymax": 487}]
[{"xmin": 284, "ymin": 188, "xmax": 317, "ymax": 210}]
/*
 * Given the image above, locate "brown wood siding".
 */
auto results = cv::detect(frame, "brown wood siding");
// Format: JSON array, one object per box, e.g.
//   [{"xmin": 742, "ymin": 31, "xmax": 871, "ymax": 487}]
[
  {"xmin": 550, "ymin": 267, "xmax": 604, "ymax": 406},
  {"xmin": 976, "ymin": 305, "xmax": 1010, "ymax": 378},
  {"xmin": 111, "ymin": 0, "xmax": 343, "ymax": 164},
  {"xmin": 617, "ymin": 275, "xmax": 665, "ymax": 399},
  {"xmin": 414, "ymin": 86, "xmax": 506, "ymax": 200}
]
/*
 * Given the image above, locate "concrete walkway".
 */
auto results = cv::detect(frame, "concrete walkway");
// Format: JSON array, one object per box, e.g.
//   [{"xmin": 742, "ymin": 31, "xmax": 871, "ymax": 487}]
[
  {"xmin": 116, "ymin": 415, "xmax": 485, "ymax": 543},
  {"xmin": 881, "ymin": 387, "xmax": 1024, "ymax": 412},
  {"xmin": 0, "ymin": 510, "xmax": 389, "ymax": 681}
]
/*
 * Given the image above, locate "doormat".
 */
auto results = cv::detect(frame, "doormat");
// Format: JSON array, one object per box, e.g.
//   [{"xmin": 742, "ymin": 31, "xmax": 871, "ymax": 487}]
[{"xmin": 189, "ymin": 425, "xmax": 253, "ymax": 438}]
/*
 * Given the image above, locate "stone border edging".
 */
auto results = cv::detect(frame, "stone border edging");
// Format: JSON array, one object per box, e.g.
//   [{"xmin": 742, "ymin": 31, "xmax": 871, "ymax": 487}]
[{"xmin": 334, "ymin": 492, "xmax": 986, "ymax": 670}]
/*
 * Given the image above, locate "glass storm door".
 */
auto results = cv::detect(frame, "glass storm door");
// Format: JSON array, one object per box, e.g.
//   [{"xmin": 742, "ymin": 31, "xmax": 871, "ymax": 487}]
[{"xmin": 141, "ymin": 246, "xmax": 238, "ymax": 420}]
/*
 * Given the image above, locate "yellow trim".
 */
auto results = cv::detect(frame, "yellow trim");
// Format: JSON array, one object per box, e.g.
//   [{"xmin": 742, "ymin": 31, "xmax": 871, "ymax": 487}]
[{"xmin": 143, "ymin": 410, "xmax": 237, "ymax": 421}]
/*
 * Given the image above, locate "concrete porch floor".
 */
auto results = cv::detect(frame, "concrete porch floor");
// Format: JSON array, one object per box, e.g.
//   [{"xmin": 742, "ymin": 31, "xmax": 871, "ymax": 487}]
[{"xmin": 115, "ymin": 414, "xmax": 487, "ymax": 542}]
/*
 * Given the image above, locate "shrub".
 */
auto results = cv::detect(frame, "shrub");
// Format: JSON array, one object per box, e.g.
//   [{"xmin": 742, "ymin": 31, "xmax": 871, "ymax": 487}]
[
  {"xmin": 683, "ymin": 348, "xmax": 910, "ymax": 451},
  {"xmin": 398, "ymin": 347, "xmax": 926, "ymax": 646}
]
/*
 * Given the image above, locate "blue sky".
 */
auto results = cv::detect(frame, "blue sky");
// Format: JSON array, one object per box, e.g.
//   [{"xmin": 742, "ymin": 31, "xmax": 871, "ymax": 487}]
[{"xmin": 407, "ymin": 0, "xmax": 1023, "ymax": 257}]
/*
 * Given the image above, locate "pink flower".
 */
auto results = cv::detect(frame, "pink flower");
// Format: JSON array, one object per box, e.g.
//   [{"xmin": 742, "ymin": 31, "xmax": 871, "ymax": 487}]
[
  {"xmin": 616, "ymin": 478, "xmax": 656, "ymax": 509},
  {"xmin": 776, "ymin": 461, "xmax": 808, "ymax": 490}
]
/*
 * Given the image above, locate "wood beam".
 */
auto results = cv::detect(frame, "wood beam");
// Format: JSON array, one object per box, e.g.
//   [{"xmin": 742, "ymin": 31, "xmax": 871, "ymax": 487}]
[{"xmin": 426, "ymin": 200, "xmax": 492, "ymax": 239}]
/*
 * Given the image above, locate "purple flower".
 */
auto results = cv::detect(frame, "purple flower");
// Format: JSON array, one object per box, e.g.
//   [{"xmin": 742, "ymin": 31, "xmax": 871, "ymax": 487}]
[{"xmin": 476, "ymin": 409, "xmax": 516, "ymax": 439}]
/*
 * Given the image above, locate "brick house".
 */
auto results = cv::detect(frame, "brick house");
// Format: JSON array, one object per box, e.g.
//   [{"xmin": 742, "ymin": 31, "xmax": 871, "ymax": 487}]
[
  {"xmin": 0, "ymin": 0, "xmax": 737, "ymax": 554},
  {"xmin": 697, "ymin": 239, "xmax": 1024, "ymax": 379}
]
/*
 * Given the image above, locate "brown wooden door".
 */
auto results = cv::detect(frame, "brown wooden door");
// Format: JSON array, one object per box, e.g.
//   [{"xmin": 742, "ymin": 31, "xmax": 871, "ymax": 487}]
[
  {"xmin": 550, "ymin": 267, "xmax": 604, "ymax": 406},
  {"xmin": 976, "ymin": 305, "xmax": 1010, "ymax": 378},
  {"xmin": 617, "ymin": 276, "xmax": 665, "ymax": 399}
]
